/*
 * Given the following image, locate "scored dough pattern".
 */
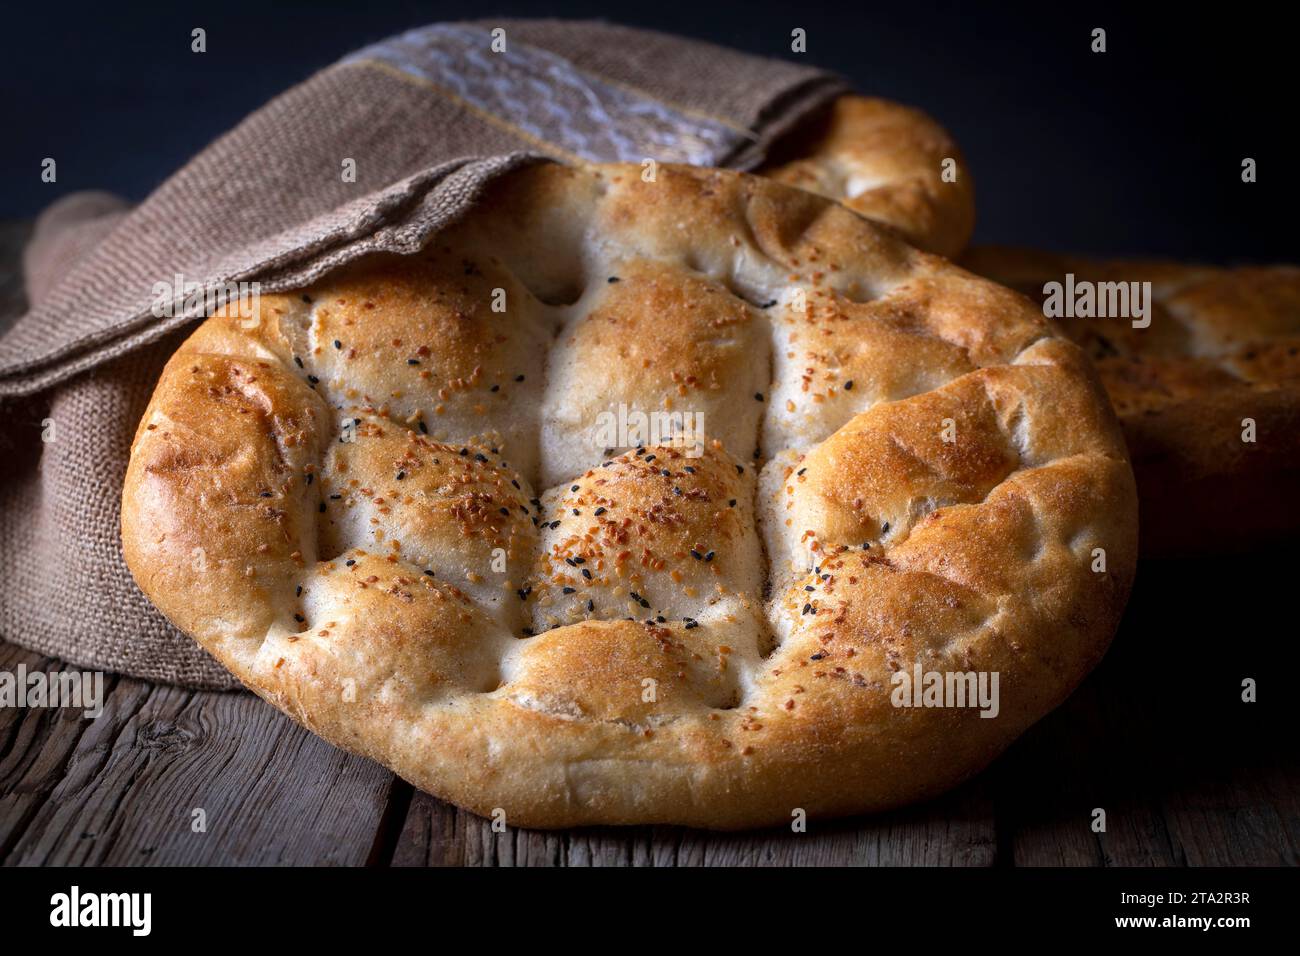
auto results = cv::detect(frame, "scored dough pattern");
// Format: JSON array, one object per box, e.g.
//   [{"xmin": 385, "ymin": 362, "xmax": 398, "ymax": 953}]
[{"xmin": 123, "ymin": 163, "xmax": 1137, "ymax": 828}]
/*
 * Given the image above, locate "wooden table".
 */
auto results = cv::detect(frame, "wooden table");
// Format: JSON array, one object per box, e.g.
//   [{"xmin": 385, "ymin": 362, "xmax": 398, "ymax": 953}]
[{"xmin": 1, "ymin": 220, "xmax": 1294, "ymax": 866}]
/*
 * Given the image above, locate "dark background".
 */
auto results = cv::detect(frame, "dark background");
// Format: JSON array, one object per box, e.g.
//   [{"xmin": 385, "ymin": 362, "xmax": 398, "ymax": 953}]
[{"xmin": 1, "ymin": 0, "xmax": 1294, "ymax": 261}]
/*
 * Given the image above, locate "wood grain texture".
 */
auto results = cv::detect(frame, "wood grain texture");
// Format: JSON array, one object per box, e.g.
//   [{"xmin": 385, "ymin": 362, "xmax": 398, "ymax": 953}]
[
  {"xmin": 995, "ymin": 552, "xmax": 1299, "ymax": 868},
  {"xmin": 0, "ymin": 639, "xmax": 397, "ymax": 866},
  {"xmin": 392, "ymin": 777, "xmax": 997, "ymax": 866}
]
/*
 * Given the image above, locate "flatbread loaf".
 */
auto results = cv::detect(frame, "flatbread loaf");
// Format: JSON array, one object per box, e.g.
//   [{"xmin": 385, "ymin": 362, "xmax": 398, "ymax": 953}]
[
  {"xmin": 964, "ymin": 246, "xmax": 1300, "ymax": 555},
  {"xmin": 123, "ymin": 164, "xmax": 1135, "ymax": 827}
]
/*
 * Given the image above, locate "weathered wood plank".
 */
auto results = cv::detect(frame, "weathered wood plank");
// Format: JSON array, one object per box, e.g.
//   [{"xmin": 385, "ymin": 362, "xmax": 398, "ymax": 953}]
[
  {"xmin": 0, "ymin": 640, "xmax": 398, "ymax": 866},
  {"xmin": 0, "ymin": 641, "xmax": 99, "ymax": 862},
  {"xmin": 393, "ymin": 773, "xmax": 998, "ymax": 867},
  {"xmin": 998, "ymin": 553, "xmax": 1299, "ymax": 867}
]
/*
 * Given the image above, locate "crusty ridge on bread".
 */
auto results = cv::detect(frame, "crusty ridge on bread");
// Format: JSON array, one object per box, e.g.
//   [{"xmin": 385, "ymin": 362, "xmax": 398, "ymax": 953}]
[
  {"xmin": 963, "ymin": 245, "xmax": 1300, "ymax": 555},
  {"xmin": 760, "ymin": 96, "xmax": 976, "ymax": 258},
  {"xmin": 122, "ymin": 164, "xmax": 1135, "ymax": 828}
]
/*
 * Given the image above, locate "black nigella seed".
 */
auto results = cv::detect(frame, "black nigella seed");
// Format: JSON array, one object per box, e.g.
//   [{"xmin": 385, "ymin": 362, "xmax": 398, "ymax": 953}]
[
  {"xmin": 802, "ymin": 604, "xmax": 812, "ymax": 615},
  {"xmin": 407, "ymin": 359, "xmax": 419, "ymax": 366},
  {"xmin": 844, "ymin": 380, "xmax": 854, "ymax": 390},
  {"xmin": 797, "ymin": 468, "xmax": 806, "ymax": 476},
  {"xmin": 418, "ymin": 421, "xmax": 428, "ymax": 434},
  {"xmin": 810, "ymin": 652, "xmax": 825, "ymax": 661},
  {"xmin": 754, "ymin": 393, "xmax": 764, "ymax": 401},
  {"xmin": 295, "ymin": 585, "xmax": 302, "ymax": 596},
  {"xmin": 396, "ymin": 471, "xmax": 405, "ymax": 480},
  {"xmin": 318, "ymin": 503, "xmax": 326, "ymax": 513},
  {"xmin": 294, "ymin": 613, "xmax": 304, "ymax": 623},
  {"xmin": 499, "ymin": 507, "xmax": 509, "ymax": 516},
  {"xmin": 259, "ymin": 491, "xmax": 272, "ymax": 498},
  {"xmin": 346, "ymin": 560, "xmax": 355, "ymax": 567},
  {"xmin": 301, "ymin": 294, "xmax": 313, "ymax": 304},
  {"xmin": 294, "ymin": 356, "xmax": 303, "ymax": 368},
  {"xmin": 728, "ymin": 499, "xmax": 736, "ymax": 507},
  {"xmin": 607, "ymin": 276, "xmax": 620, "ymax": 283},
  {"xmin": 571, "ymin": 485, "xmax": 579, "ymax": 492},
  {"xmin": 582, "ymin": 568, "xmax": 592, "ymax": 580},
  {"xmin": 490, "ymin": 384, "xmax": 500, "ymax": 392},
  {"xmin": 515, "ymin": 374, "xmax": 525, "ymax": 382},
  {"xmin": 882, "ymin": 522, "xmax": 890, "ymax": 533},
  {"xmin": 423, "ymin": 569, "xmax": 435, "ymax": 576},
  {"xmin": 587, "ymin": 600, "xmax": 595, "ymax": 612},
  {"xmin": 594, "ymin": 507, "xmax": 606, "ymax": 516},
  {"xmin": 690, "ymin": 549, "xmax": 703, "ymax": 560},
  {"xmin": 333, "ymin": 340, "xmax": 341, "ymax": 349},
  {"xmin": 704, "ymin": 551, "xmax": 715, "ymax": 562},
  {"xmin": 563, "ymin": 587, "xmax": 575, "ymax": 595},
  {"xmin": 684, "ymin": 618, "xmax": 699, "ymax": 629},
  {"xmin": 307, "ymin": 375, "xmax": 319, "ymax": 384}
]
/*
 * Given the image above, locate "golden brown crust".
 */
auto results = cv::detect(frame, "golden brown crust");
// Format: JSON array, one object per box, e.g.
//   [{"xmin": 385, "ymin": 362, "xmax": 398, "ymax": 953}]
[
  {"xmin": 963, "ymin": 246, "xmax": 1300, "ymax": 554},
  {"xmin": 123, "ymin": 164, "xmax": 1135, "ymax": 828},
  {"xmin": 759, "ymin": 96, "xmax": 976, "ymax": 258}
]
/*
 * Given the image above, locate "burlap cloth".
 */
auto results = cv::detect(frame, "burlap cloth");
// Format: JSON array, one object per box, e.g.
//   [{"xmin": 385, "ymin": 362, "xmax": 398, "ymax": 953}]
[{"xmin": 0, "ymin": 20, "xmax": 847, "ymax": 689}]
